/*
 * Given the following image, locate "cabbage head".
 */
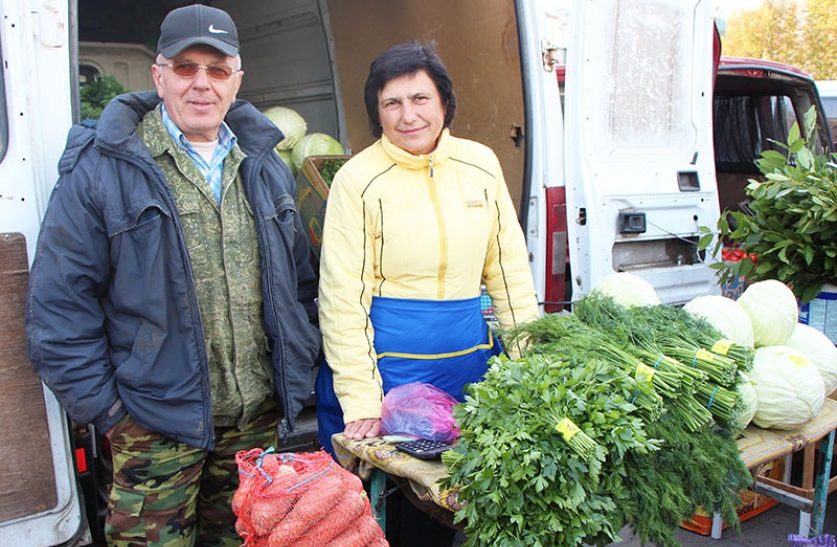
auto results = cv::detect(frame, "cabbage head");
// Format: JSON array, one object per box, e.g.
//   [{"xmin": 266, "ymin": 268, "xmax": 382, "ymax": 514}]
[
  {"xmin": 591, "ymin": 272, "xmax": 659, "ymax": 308},
  {"xmin": 750, "ymin": 345, "xmax": 824, "ymax": 429},
  {"xmin": 683, "ymin": 295, "xmax": 754, "ymax": 348},
  {"xmin": 732, "ymin": 373, "xmax": 758, "ymax": 430},
  {"xmin": 785, "ymin": 323, "xmax": 837, "ymax": 396},
  {"xmin": 276, "ymin": 149, "xmax": 294, "ymax": 175},
  {"xmin": 292, "ymin": 133, "xmax": 344, "ymax": 173},
  {"xmin": 263, "ymin": 106, "xmax": 307, "ymax": 151},
  {"xmin": 737, "ymin": 280, "xmax": 798, "ymax": 347}
]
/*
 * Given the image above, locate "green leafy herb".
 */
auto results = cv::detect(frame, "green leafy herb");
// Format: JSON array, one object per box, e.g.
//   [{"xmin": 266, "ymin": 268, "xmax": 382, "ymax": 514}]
[
  {"xmin": 701, "ymin": 106, "xmax": 837, "ymax": 304},
  {"xmin": 443, "ymin": 354, "xmax": 658, "ymax": 547},
  {"xmin": 317, "ymin": 158, "xmax": 348, "ymax": 186}
]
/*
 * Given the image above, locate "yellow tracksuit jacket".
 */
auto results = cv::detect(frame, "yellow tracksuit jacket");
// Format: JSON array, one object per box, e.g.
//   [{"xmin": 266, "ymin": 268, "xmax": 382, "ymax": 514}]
[{"xmin": 318, "ymin": 129, "xmax": 539, "ymax": 423}]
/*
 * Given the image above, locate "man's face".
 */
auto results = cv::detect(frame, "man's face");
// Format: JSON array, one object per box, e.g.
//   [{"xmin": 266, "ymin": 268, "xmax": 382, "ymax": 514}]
[
  {"xmin": 377, "ymin": 69, "xmax": 446, "ymax": 156},
  {"xmin": 152, "ymin": 45, "xmax": 243, "ymax": 142}
]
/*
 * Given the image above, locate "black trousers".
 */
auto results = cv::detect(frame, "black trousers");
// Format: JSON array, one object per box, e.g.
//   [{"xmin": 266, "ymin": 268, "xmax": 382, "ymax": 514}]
[{"xmin": 384, "ymin": 479, "xmax": 459, "ymax": 547}]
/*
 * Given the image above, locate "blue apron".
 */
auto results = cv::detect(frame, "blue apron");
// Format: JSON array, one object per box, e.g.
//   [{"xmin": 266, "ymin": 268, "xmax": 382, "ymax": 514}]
[{"xmin": 316, "ymin": 295, "xmax": 502, "ymax": 454}]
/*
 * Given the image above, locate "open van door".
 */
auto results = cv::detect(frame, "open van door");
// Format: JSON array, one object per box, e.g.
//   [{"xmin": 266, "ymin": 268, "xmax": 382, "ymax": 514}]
[
  {"xmin": 0, "ymin": 0, "xmax": 88, "ymax": 544},
  {"xmin": 562, "ymin": 0, "xmax": 720, "ymax": 304},
  {"xmin": 518, "ymin": 0, "xmax": 568, "ymax": 313}
]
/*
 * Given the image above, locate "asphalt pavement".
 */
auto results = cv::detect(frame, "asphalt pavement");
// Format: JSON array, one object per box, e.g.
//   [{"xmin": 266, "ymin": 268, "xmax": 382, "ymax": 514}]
[{"xmin": 613, "ymin": 492, "xmax": 837, "ymax": 546}]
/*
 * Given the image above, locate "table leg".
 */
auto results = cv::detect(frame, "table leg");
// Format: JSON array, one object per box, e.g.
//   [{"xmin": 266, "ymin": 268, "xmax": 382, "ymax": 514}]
[
  {"xmin": 798, "ymin": 511, "xmax": 811, "ymax": 537},
  {"xmin": 809, "ymin": 429, "xmax": 835, "ymax": 538},
  {"xmin": 711, "ymin": 512, "xmax": 722, "ymax": 539},
  {"xmin": 371, "ymin": 468, "xmax": 387, "ymax": 533},
  {"xmin": 783, "ymin": 453, "xmax": 793, "ymax": 483}
]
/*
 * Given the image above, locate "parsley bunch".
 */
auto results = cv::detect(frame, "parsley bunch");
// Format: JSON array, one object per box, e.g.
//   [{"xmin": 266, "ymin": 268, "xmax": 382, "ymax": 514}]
[
  {"xmin": 443, "ymin": 354, "xmax": 659, "ymax": 546},
  {"xmin": 444, "ymin": 300, "xmax": 753, "ymax": 547}
]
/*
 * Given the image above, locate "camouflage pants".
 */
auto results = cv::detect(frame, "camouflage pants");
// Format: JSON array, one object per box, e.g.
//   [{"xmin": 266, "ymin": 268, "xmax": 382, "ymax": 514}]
[{"xmin": 104, "ymin": 400, "xmax": 279, "ymax": 547}]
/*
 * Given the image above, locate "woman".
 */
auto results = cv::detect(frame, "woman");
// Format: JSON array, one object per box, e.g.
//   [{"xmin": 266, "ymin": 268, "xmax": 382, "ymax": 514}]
[{"xmin": 316, "ymin": 42, "xmax": 538, "ymax": 453}]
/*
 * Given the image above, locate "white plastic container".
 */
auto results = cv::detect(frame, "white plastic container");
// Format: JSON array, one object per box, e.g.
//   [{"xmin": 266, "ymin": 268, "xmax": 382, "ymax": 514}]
[{"xmin": 799, "ymin": 283, "xmax": 837, "ymax": 344}]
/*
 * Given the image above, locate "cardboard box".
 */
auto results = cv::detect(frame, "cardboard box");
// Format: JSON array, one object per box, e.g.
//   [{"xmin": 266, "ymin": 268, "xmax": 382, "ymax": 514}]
[
  {"xmin": 296, "ymin": 155, "xmax": 350, "ymax": 258},
  {"xmin": 680, "ymin": 458, "xmax": 782, "ymax": 536}
]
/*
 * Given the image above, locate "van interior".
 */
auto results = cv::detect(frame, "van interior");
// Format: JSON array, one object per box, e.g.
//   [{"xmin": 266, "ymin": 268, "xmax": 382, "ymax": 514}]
[
  {"xmin": 79, "ymin": 0, "xmax": 530, "ymax": 212},
  {"xmin": 713, "ymin": 62, "xmax": 832, "ymax": 214}
]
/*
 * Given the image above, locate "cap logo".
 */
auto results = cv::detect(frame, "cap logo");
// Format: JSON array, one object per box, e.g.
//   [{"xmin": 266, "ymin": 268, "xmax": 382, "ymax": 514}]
[{"xmin": 208, "ymin": 24, "xmax": 228, "ymax": 34}]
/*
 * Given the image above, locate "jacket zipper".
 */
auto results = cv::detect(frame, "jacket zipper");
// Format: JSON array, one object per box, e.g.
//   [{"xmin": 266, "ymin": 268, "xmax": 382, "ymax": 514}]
[
  {"xmin": 241, "ymin": 155, "xmax": 292, "ymax": 442},
  {"xmin": 425, "ymin": 157, "xmax": 447, "ymax": 299}
]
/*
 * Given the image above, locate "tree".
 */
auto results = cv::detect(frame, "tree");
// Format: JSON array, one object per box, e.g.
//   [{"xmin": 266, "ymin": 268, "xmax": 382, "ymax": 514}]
[
  {"xmin": 800, "ymin": 0, "xmax": 837, "ymax": 78},
  {"xmin": 79, "ymin": 75, "xmax": 127, "ymax": 120},
  {"xmin": 722, "ymin": 0, "xmax": 835, "ymax": 80}
]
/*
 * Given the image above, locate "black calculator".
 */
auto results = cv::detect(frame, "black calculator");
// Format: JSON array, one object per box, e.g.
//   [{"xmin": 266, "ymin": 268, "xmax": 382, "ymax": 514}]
[{"xmin": 396, "ymin": 439, "xmax": 452, "ymax": 460}]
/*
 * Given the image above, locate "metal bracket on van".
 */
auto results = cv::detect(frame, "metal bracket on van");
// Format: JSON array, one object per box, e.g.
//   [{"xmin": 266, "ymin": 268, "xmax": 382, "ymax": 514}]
[{"xmin": 542, "ymin": 40, "xmax": 563, "ymax": 72}]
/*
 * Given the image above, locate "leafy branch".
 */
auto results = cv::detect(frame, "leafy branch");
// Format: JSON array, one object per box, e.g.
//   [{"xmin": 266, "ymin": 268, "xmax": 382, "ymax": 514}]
[
  {"xmin": 700, "ymin": 106, "xmax": 837, "ymax": 304},
  {"xmin": 80, "ymin": 75, "xmax": 126, "ymax": 120}
]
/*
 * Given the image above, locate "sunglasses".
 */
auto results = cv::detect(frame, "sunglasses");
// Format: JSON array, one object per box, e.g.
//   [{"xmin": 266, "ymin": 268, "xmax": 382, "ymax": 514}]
[{"xmin": 156, "ymin": 61, "xmax": 238, "ymax": 81}]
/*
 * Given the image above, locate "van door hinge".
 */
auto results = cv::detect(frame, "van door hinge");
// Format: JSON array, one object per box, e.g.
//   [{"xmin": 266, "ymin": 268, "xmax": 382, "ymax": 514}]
[
  {"xmin": 34, "ymin": 0, "xmax": 65, "ymax": 48},
  {"xmin": 542, "ymin": 40, "xmax": 562, "ymax": 72}
]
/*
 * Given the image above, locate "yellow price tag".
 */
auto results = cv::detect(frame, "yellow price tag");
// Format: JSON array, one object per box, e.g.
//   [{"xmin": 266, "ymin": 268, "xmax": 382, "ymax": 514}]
[
  {"xmin": 711, "ymin": 339, "xmax": 734, "ymax": 355},
  {"xmin": 635, "ymin": 363, "xmax": 656, "ymax": 382},
  {"xmin": 789, "ymin": 354, "xmax": 809, "ymax": 368},
  {"xmin": 695, "ymin": 348, "xmax": 714, "ymax": 361},
  {"xmin": 556, "ymin": 418, "xmax": 580, "ymax": 442}
]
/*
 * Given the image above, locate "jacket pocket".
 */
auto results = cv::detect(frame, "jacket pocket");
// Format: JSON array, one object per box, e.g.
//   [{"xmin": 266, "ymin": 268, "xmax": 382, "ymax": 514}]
[
  {"xmin": 114, "ymin": 320, "xmax": 166, "ymax": 389},
  {"xmin": 176, "ymin": 206, "xmax": 210, "ymax": 269},
  {"xmin": 266, "ymin": 194, "xmax": 297, "ymax": 225},
  {"xmin": 108, "ymin": 200, "xmax": 170, "ymax": 238}
]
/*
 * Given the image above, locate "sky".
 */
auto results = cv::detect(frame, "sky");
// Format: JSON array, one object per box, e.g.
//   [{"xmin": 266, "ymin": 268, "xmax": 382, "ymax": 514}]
[{"xmin": 712, "ymin": 0, "xmax": 766, "ymax": 18}]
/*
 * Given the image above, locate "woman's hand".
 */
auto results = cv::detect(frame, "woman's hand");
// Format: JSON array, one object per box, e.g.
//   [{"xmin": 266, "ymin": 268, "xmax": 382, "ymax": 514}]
[{"xmin": 344, "ymin": 418, "xmax": 381, "ymax": 440}]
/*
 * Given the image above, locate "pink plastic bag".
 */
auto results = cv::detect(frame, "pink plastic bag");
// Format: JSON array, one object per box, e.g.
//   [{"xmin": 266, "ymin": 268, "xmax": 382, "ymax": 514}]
[{"xmin": 380, "ymin": 383, "xmax": 460, "ymax": 443}]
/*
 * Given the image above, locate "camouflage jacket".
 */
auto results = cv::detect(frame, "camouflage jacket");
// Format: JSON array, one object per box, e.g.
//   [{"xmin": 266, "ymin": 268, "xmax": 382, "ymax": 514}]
[{"xmin": 142, "ymin": 106, "xmax": 273, "ymax": 428}]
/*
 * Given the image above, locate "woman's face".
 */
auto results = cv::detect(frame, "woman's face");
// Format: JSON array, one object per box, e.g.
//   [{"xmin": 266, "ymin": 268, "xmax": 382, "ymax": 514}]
[{"xmin": 377, "ymin": 70, "xmax": 446, "ymax": 156}]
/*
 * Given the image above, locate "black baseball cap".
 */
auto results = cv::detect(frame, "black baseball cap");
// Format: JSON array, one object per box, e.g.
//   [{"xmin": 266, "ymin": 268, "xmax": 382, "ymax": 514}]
[{"xmin": 157, "ymin": 4, "xmax": 239, "ymax": 58}]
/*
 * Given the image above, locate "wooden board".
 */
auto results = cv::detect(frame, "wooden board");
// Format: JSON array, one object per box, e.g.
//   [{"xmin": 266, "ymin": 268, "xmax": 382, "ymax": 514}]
[{"xmin": 0, "ymin": 233, "xmax": 58, "ymax": 522}]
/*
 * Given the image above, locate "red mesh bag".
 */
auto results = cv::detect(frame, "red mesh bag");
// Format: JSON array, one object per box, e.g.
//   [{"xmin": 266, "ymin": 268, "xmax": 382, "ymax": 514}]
[{"xmin": 233, "ymin": 448, "xmax": 387, "ymax": 546}]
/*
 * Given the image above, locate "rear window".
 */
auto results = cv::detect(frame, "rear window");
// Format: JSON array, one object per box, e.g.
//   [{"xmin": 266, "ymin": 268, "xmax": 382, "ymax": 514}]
[
  {"xmin": 713, "ymin": 94, "xmax": 794, "ymax": 172},
  {"xmin": 821, "ymin": 96, "xmax": 837, "ymax": 144}
]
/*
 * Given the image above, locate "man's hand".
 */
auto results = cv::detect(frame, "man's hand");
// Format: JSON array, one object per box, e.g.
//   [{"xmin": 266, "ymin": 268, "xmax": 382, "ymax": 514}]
[{"xmin": 344, "ymin": 418, "xmax": 381, "ymax": 440}]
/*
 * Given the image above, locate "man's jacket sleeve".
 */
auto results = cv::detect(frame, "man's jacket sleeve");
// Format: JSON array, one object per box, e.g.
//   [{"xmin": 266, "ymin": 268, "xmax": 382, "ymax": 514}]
[{"xmin": 26, "ymin": 156, "xmax": 124, "ymax": 433}]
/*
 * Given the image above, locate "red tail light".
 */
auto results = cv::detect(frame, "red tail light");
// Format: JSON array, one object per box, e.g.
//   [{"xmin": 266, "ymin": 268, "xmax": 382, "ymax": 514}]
[
  {"xmin": 544, "ymin": 186, "xmax": 568, "ymax": 313},
  {"xmin": 74, "ymin": 447, "xmax": 88, "ymax": 474}
]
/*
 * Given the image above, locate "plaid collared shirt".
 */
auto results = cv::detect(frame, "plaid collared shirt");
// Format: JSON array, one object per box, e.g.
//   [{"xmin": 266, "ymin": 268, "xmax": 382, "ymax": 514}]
[{"xmin": 160, "ymin": 104, "xmax": 237, "ymax": 203}]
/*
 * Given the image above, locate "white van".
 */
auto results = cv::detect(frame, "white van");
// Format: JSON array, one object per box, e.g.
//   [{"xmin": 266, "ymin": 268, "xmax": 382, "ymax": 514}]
[
  {"xmin": 0, "ymin": 0, "xmax": 722, "ymax": 543},
  {"xmin": 816, "ymin": 80, "xmax": 837, "ymax": 150}
]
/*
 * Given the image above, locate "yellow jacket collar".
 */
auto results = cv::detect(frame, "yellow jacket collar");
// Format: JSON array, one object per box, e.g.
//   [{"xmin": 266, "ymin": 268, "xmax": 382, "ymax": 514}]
[{"xmin": 380, "ymin": 128, "xmax": 452, "ymax": 171}]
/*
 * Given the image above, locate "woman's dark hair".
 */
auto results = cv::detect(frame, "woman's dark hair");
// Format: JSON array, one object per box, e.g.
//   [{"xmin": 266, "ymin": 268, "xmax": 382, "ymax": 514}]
[{"xmin": 363, "ymin": 42, "xmax": 456, "ymax": 138}]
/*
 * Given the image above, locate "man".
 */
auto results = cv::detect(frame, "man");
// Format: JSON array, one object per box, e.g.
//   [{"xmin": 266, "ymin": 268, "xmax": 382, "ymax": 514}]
[{"xmin": 26, "ymin": 5, "xmax": 320, "ymax": 545}]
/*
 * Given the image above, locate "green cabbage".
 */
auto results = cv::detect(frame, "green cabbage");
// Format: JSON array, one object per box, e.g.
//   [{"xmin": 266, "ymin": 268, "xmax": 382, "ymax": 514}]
[
  {"xmin": 750, "ymin": 345, "xmax": 825, "ymax": 429},
  {"xmin": 276, "ymin": 149, "xmax": 294, "ymax": 175},
  {"xmin": 683, "ymin": 295, "xmax": 754, "ymax": 348},
  {"xmin": 591, "ymin": 272, "xmax": 659, "ymax": 308},
  {"xmin": 732, "ymin": 373, "xmax": 758, "ymax": 429},
  {"xmin": 262, "ymin": 106, "xmax": 307, "ymax": 151},
  {"xmin": 291, "ymin": 133, "xmax": 344, "ymax": 173},
  {"xmin": 737, "ymin": 280, "xmax": 798, "ymax": 347},
  {"xmin": 785, "ymin": 323, "xmax": 837, "ymax": 396}
]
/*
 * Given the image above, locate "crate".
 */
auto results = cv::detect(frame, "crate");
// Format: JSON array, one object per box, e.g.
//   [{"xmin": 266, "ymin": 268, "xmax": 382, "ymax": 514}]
[
  {"xmin": 680, "ymin": 457, "xmax": 783, "ymax": 536},
  {"xmin": 296, "ymin": 155, "xmax": 350, "ymax": 258}
]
